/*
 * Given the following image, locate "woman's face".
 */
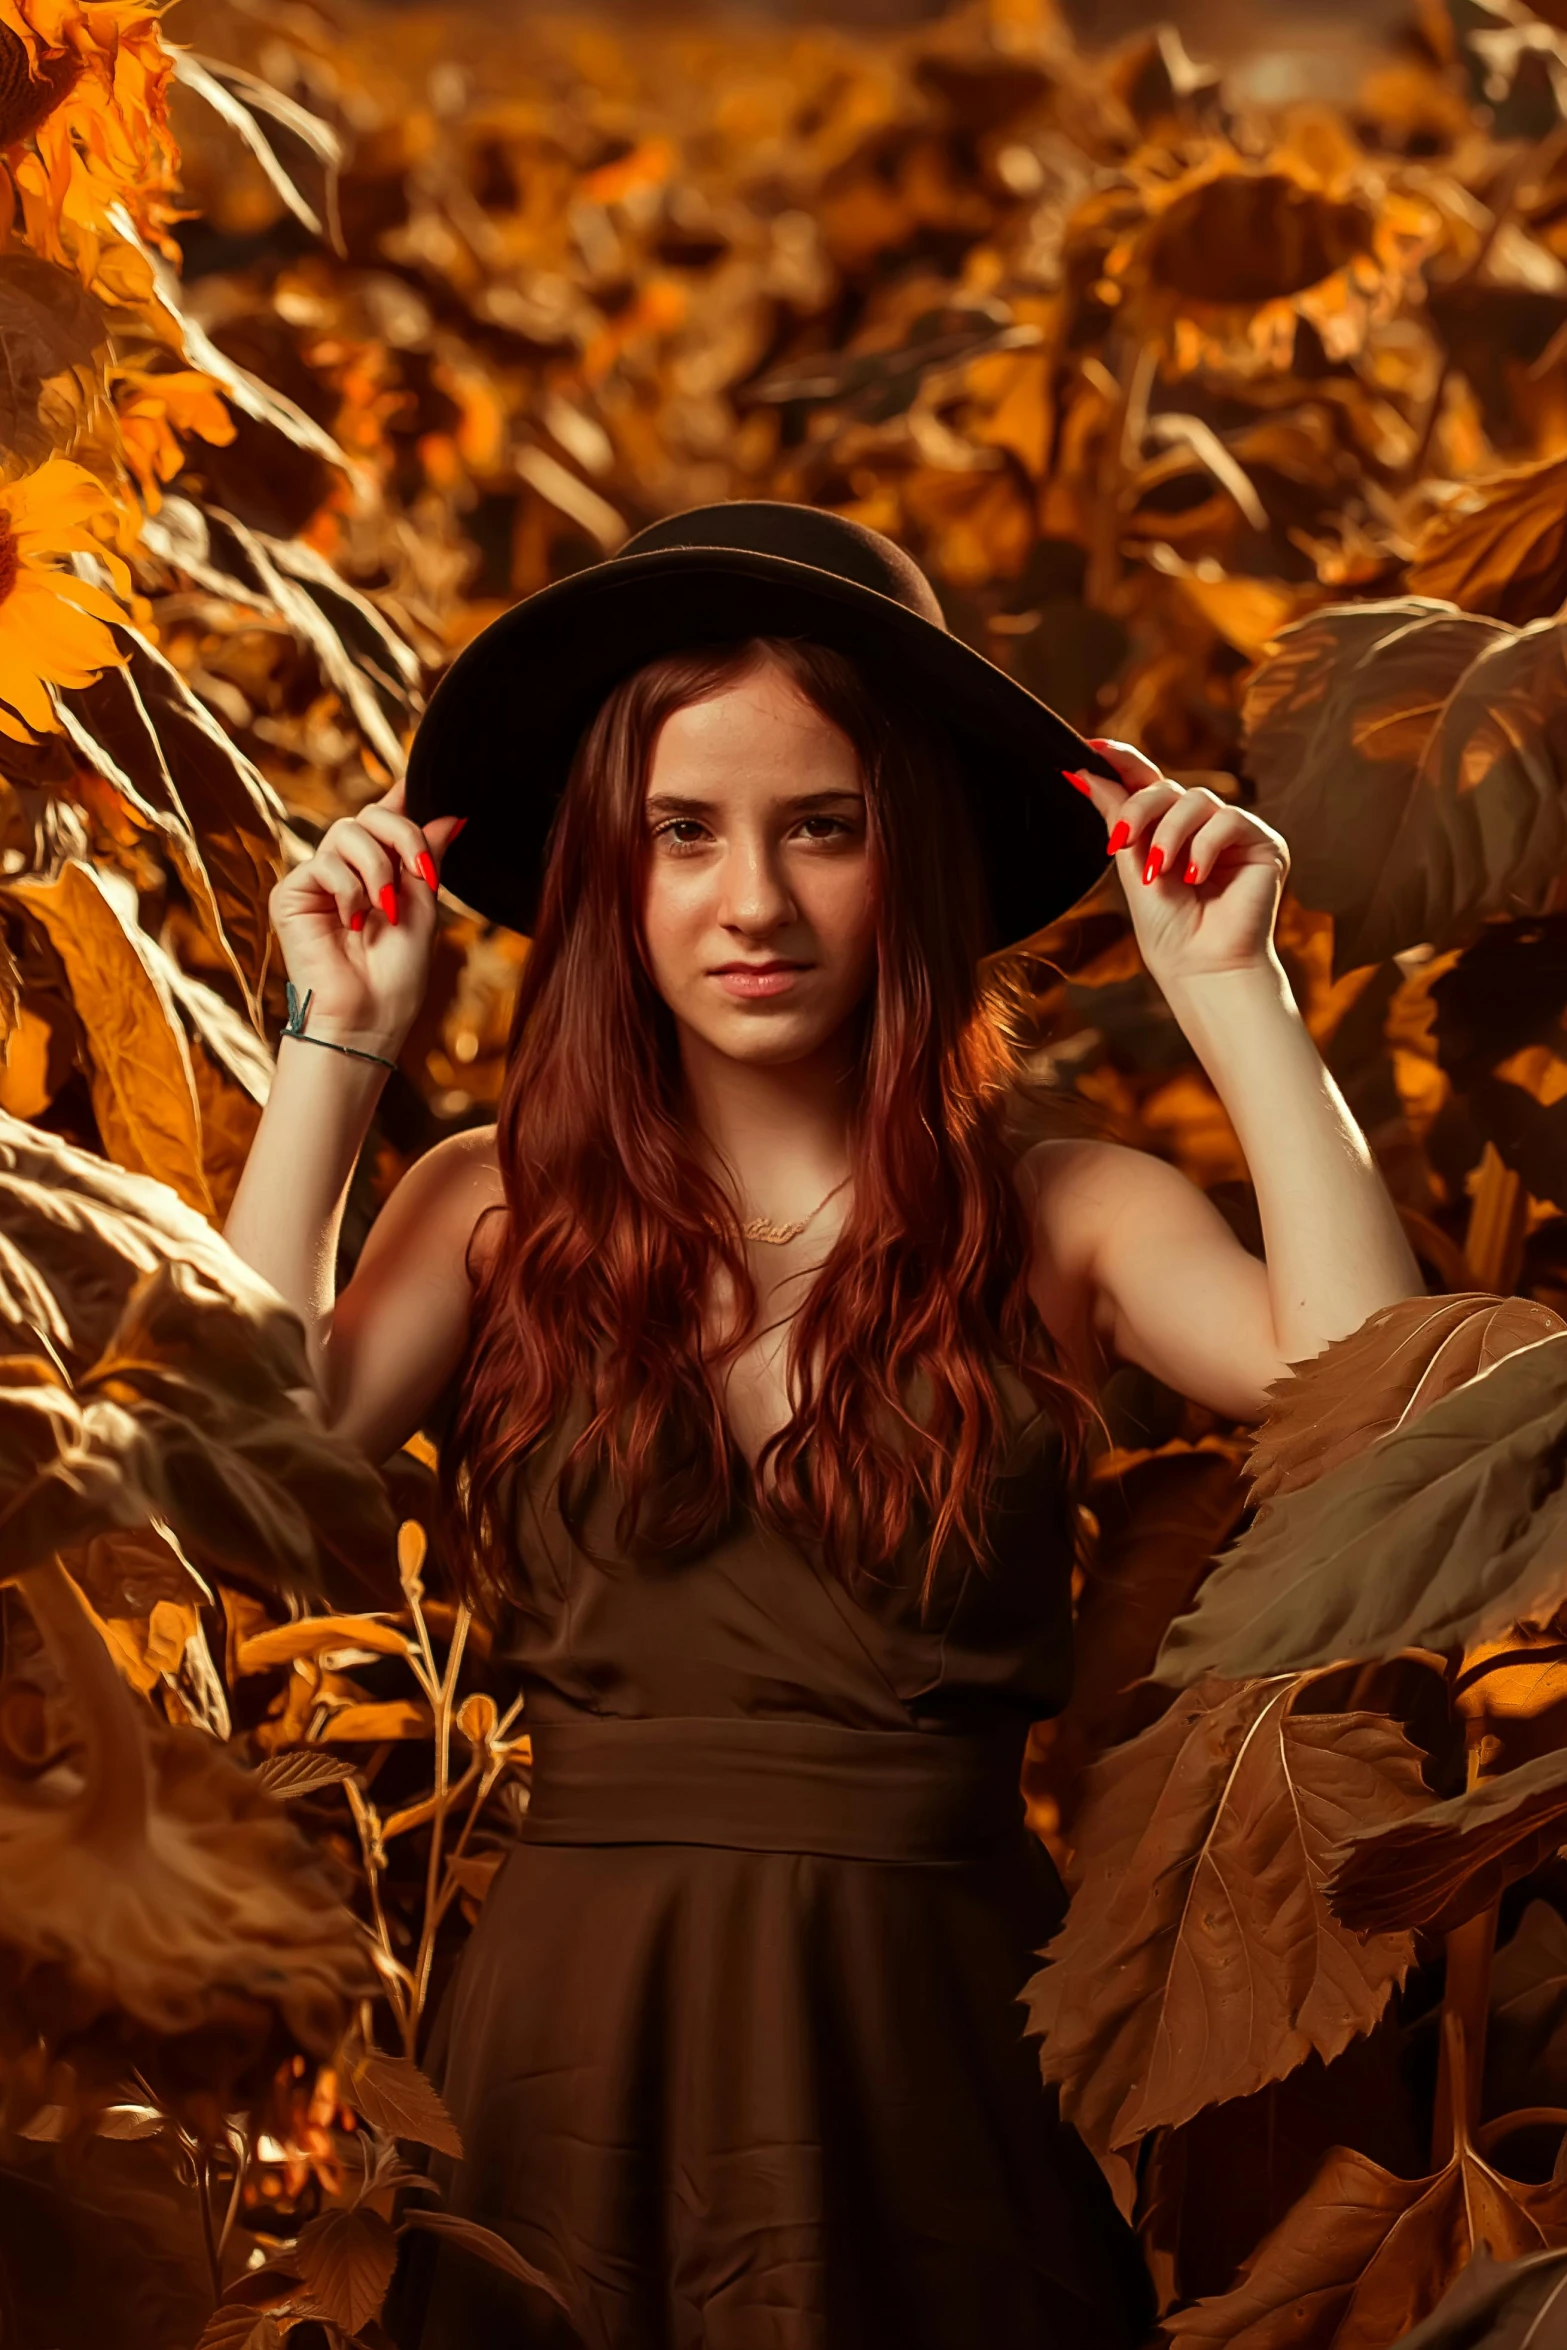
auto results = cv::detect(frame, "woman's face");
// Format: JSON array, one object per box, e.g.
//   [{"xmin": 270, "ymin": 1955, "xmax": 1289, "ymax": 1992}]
[{"xmin": 639, "ymin": 657, "xmax": 878, "ymax": 1070}]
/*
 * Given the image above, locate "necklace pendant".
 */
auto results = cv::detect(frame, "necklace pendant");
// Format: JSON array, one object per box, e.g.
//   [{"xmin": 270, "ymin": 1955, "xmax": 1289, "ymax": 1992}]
[{"xmin": 741, "ymin": 1213, "xmax": 808, "ymax": 1245}]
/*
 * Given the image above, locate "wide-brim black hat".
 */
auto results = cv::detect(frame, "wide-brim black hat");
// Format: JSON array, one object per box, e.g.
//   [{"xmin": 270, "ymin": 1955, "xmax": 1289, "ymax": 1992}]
[{"xmin": 404, "ymin": 499, "xmax": 1119, "ymax": 951}]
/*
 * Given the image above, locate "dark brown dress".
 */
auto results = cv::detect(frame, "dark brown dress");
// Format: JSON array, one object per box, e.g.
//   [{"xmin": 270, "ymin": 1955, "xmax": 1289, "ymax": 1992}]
[{"xmin": 391, "ymin": 1373, "xmax": 1153, "ymax": 2350}]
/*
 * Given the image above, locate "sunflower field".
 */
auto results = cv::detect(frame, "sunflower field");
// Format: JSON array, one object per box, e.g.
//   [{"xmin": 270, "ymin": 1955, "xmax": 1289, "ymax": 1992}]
[{"xmin": 9, "ymin": 0, "xmax": 1567, "ymax": 2340}]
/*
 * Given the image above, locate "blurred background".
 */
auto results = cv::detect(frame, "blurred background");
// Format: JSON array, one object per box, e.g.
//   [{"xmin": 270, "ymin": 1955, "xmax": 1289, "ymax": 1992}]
[{"xmin": 10, "ymin": 0, "xmax": 1567, "ymax": 2340}]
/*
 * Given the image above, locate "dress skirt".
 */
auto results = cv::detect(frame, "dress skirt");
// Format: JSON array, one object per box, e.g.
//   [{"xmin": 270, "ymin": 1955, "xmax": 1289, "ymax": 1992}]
[{"xmin": 388, "ymin": 1715, "xmax": 1153, "ymax": 2350}]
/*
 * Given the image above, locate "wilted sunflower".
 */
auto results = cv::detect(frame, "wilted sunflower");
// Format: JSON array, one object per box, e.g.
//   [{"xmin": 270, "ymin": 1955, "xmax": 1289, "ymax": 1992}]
[
  {"xmin": 0, "ymin": 1558, "xmax": 380, "ymax": 2139},
  {"xmin": 0, "ymin": 455, "xmax": 133, "ymax": 741},
  {"xmin": 0, "ymin": 0, "xmax": 179, "ymax": 269},
  {"xmin": 107, "ymin": 358, "xmax": 236, "ymax": 510},
  {"xmin": 1089, "ymin": 143, "xmax": 1438, "ymax": 376}
]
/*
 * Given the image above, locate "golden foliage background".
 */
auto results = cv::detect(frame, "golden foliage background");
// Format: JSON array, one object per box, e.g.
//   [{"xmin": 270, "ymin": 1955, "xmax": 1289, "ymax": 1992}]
[{"xmin": 12, "ymin": 0, "xmax": 1567, "ymax": 2341}]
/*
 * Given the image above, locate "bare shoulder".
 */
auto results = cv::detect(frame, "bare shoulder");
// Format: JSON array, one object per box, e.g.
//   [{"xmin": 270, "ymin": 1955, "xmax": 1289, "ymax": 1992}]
[
  {"xmin": 1015, "ymin": 1134, "xmax": 1151, "ymax": 1244},
  {"xmin": 407, "ymin": 1119, "xmax": 503, "ymax": 1201},
  {"xmin": 1013, "ymin": 1136, "xmax": 1185, "ymax": 1381},
  {"xmin": 371, "ymin": 1121, "xmax": 506, "ymax": 1281}
]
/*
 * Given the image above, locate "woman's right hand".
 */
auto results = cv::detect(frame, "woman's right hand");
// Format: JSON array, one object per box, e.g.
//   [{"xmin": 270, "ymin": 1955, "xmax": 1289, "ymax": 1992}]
[{"xmin": 267, "ymin": 781, "xmax": 467, "ymax": 1056}]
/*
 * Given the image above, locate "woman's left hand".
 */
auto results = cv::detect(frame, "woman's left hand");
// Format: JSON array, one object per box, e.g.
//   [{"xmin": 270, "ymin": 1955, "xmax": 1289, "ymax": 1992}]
[{"xmin": 1068, "ymin": 737, "xmax": 1290, "ymax": 989}]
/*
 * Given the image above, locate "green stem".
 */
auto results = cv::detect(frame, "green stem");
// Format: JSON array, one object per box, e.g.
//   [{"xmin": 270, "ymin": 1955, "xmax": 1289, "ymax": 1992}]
[
  {"xmin": 1431, "ymin": 1732, "xmax": 1499, "ymax": 2169},
  {"xmin": 196, "ymin": 2148, "xmax": 222, "ymax": 2307},
  {"xmin": 411, "ymin": 1607, "xmax": 470, "ymax": 2050}
]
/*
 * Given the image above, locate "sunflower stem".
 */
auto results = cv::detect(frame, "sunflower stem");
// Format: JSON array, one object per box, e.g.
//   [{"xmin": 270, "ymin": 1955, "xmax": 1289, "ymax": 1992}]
[
  {"xmin": 1430, "ymin": 1730, "xmax": 1498, "ymax": 2169},
  {"xmin": 196, "ymin": 2146, "xmax": 223, "ymax": 2307}
]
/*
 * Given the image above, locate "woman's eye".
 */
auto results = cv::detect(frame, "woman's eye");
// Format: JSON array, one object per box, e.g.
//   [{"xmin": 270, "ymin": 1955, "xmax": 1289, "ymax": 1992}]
[{"xmin": 652, "ymin": 813, "xmax": 855, "ymax": 850}]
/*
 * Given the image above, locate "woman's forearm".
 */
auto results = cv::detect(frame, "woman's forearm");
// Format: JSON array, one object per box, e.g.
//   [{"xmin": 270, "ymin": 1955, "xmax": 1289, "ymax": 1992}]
[
  {"xmin": 1161, "ymin": 950, "xmax": 1424, "ymax": 1363},
  {"xmin": 222, "ymin": 1037, "xmax": 390, "ymax": 1379}
]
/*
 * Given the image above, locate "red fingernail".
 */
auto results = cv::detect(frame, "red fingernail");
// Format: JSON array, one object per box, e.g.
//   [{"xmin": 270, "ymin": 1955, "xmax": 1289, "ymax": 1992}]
[
  {"xmin": 1142, "ymin": 846, "xmax": 1164, "ymax": 884},
  {"xmin": 450, "ymin": 816, "xmax": 468, "ymax": 837},
  {"xmin": 1087, "ymin": 737, "xmax": 1113, "ymax": 751},
  {"xmin": 1065, "ymin": 770, "xmax": 1095, "ymax": 796},
  {"xmin": 379, "ymin": 882, "xmax": 399, "ymax": 926},
  {"xmin": 1184, "ymin": 862, "xmax": 1200, "ymax": 884},
  {"xmin": 349, "ymin": 909, "xmax": 365, "ymax": 932},
  {"xmin": 1106, "ymin": 820, "xmax": 1131, "ymax": 854},
  {"xmin": 417, "ymin": 850, "xmax": 438, "ymax": 890}
]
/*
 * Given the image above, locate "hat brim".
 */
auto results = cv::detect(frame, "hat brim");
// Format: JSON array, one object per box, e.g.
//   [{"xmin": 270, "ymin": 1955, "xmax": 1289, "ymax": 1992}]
[{"xmin": 404, "ymin": 542, "xmax": 1120, "ymax": 951}]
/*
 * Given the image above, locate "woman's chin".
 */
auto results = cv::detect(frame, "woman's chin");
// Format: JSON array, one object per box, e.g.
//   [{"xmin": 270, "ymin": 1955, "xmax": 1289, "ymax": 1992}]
[{"xmin": 676, "ymin": 1003, "xmax": 854, "ymax": 1069}]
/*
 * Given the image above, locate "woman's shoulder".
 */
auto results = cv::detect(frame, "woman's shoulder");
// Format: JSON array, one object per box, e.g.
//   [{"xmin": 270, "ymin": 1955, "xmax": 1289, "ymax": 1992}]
[
  {"xmin": 1012, "ymin": 1132, "xmax": 1117, "ymax": 1272},
  {"xmin": 412, "ymin": 1119, "xmax": 502, "ymax": 1193},
  {"xmin": 1015, "ymin": 1131, "xmax": 1208, "ymax": 1236},
  {"xmin": 387, "ymin": 1121, "xmax": 505, "ymax": 1282},
  {"xmin": 1013, "ymin": 1135, "xmax": 1159, "ymax": 1390},
  {"xmin": 1013, "ymin": 1132, "xmax": 1145, "ymax": 1234}
]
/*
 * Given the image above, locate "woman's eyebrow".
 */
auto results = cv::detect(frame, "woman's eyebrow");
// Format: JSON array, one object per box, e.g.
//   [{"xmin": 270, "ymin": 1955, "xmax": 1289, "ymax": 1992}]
[{"xmin": 644, "ymin": 786, "xmax": 865, "ymax": 817}]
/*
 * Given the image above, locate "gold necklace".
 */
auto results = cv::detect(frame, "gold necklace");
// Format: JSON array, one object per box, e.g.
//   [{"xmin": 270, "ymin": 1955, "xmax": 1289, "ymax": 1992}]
[{"xmin": 738, "ymin": 1174, "xmax": 851, "ymax": 1246}]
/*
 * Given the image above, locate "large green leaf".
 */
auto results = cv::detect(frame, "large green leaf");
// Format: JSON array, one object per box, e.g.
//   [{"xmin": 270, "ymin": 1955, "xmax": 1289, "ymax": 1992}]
[{"xmin": 1155, "ymin": 1333, "xmax": 1567, "ymax": 1686}]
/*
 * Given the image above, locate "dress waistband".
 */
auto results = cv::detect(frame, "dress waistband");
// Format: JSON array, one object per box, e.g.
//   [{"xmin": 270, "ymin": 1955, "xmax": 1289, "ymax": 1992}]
[{"xmin": 519, "ymin": 1715, "xmax": 1030, "ymax": 1864}]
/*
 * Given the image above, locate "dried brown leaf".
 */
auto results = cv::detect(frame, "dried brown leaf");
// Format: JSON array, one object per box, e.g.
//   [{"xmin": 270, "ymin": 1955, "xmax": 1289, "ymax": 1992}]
[
  {"xmin": 236, "ymin": 1614, "xmax": 411, "ymax": 1672},
  {"xmin": 128, "ymin": 641, "xmax": 290, "ymax": 1016},
  {"xmin": 1247, "ymin": 1292, "xmax": 1565, "ymax": 1515},
  {"xmin": 1385, "ymin": 2247, "xmax": 1567, "ymax": 2348},
  {"xmin": 63, "ymin": 642, "xmax": 287, "ymax": 1020},
  {"xmin": 216, "ymin": 2267, "xmax": 305, "ymax": 2314},
  {"xmin": 0, "ymin": 1256, "xmax": 396, "ymax": 1605},
  {"xmin": 88, "ymin": 1591, "xmax": 201, "ymax": 1696},
  {"xmin": 92, "ymin": 2102, "xmax": 167, "ymax": 2140},
  {"xmin": 0, "ymin": 1106, "xmax": 242, "ymax": 1374},
  {"xmin": 1155, "ymin": 1332, "xmax": 1567, "ymax": 1686},
  {"xmin": 1409, "ymin": 455, "xmax": 1567, "ymax": 626},
  {"xmin": 0, "ymin": 252, "xmax": 109, "ymax": 467},
  {"xmin": 194, "ymin": 2310, "xmax": 287, "ymax": 2350},
  {"xmin": 1488, "ymin": 1901, "xmax": 1567, "ymax": 2119},
  {"xmin": 1023, "ymin": 1677, "xmax": 1428, "ymax": 2155},
  {"xmin": 292, "ymin": 2205, "xmax": 397, "ymax": 2334},
  {"xmin": 6, "ymin": 861, "xmax": 212, "ymax": 1216},
  {"xmin": 173, "ymin": 51, "xmax": 343, "ymax": 246},
  {"xmin": 0, "ymin": 2128, "xmax": 215, "ymax": 2347},
  {"xmin": 445, "ymin": 1852, "xmax": 504, "ymax": 1904},
  {"xmin": 1030, "ymin": 1440, "xmax": 1251, "ymax": 1820},
  {"xmin": 455, "ymin": 1690, "xmax": 498, "ymax": 1744},
  {"xmin": 319, "ymin": 1699, "xmax": 431, "ymax": 1742},
  {"xmin": 1327, "ymin": 1746, "xmax": 1567, "ymax": 1937},
  {"xmin": 344, "ymin": 2049, "xmax": 463, "ymax": 2157},
  {"xmin": 1165, "ymin": 2138, "xmax": 1567, "ymax": 2347},
  {"xmin": 0, "ymin": 1112, "xmax": 392, "ymax": 1599},
  {"xmin": 56, "ymin": 1522, "xmax": 206, "ymax": 1619},
  {"xmin": 256, "ymin": 1748, "xmax": 358, "ymax": 1800},
  {"xmin": 0, "ymin": 1561, "xmax": 376, "ymax": 2065},
  {"xmin": 1244, "ymin": 599, "xmax": 1567, "ymax": 978},
  {"xmin": 402, "ymin": 2208, "xmax": 572, "ymax": 2313}
]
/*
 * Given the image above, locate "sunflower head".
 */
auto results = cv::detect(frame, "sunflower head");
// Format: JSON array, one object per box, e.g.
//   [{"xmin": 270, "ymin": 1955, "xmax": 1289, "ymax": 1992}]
[
  {"xmin": 1085, "ymin": 141, "xmax": 1438, "ymax": 375},
  {"xmin": 0, "ymin": 18, "xmax": 79, "ymax": 149},
  {"xmin": 0, "ymin": 0, "xmax": 180, "ymax": 276},
  {"xmin": 0, "ymin": 456, "xmax": 131, "ymax": 741}
]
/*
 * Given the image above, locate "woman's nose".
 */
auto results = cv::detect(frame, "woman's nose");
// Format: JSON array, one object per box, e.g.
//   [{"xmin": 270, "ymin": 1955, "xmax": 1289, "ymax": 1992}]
[{"xmin": 719, "ymin": 839, "xmax": 794, "ymax": 931}]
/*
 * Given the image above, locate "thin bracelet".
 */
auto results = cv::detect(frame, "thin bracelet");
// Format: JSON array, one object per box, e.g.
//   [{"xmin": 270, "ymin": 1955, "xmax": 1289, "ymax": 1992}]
[{"xmin": 280, "ymin": 981, "xmax": 398, "ymax": 1072}]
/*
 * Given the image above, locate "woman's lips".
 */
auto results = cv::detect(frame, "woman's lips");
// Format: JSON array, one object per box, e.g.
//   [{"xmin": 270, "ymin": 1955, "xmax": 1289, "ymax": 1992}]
[{"xmin": 711, "ymin": 965, "xmax": 809, "ymax": 998}]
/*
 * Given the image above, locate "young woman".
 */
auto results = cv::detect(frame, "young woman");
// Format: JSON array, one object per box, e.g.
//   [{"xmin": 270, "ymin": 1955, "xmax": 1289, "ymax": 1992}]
[{"xmin": 224, "ymin": 502, "xmax": 1423, "ymax": 2349}]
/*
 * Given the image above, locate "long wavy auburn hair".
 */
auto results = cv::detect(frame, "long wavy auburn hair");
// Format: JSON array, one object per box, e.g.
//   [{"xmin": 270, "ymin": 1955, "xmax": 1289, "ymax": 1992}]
[{"xmin": 440, "ymin": 632, "xmax": 1102, "ymax": 1613}]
